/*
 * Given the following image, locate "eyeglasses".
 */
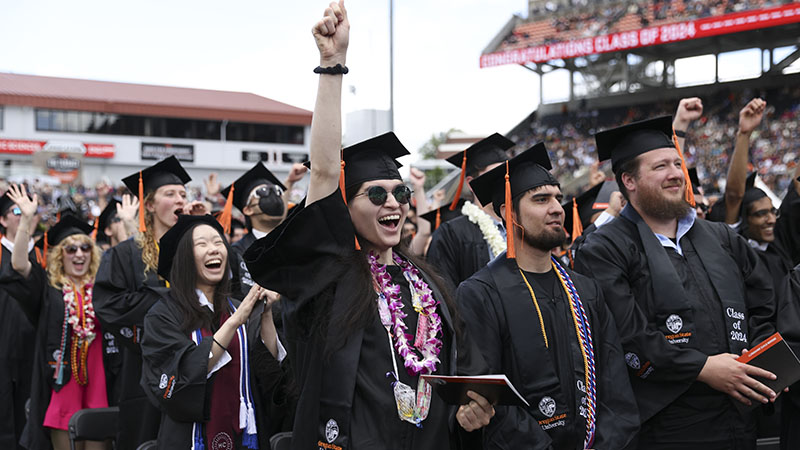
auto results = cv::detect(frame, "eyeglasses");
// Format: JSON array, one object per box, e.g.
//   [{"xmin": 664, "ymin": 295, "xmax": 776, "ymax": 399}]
[
  {"xmin": 353, "ymin": 185, "xmax": 412, "ymax": 206},
  {"xmin": 249, "ymin": 185, "xmax": 284, "ymax": 200},
  {"xmin": 11, "ymin": 207, "xmax": 21, "ymax": 216},
  {"xmin": 749, "ymin": 207, "xmax": 779, "ymax": 219},
  {"xmin": 64, "ymin": 243, "xmax": 92, "ymax": 255}
]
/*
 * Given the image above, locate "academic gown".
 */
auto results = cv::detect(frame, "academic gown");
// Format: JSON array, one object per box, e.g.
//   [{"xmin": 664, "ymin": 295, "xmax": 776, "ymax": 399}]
[
  {"xmin": 776, "ymin": 266, "xmax": 800, "ymax": 450},
  {"xmin": 140, "ymin": 290, "xmax": 293, "ymax": 449},
  {"xmin": 231, "ymin": 232, "xmax": 286, "ymax": 337},
  {"xmin": 243, "ymin": 189, "xmax": 487, "ymax": 450},
  {"xmin": 0, "ymin": 263, "xmax": 118, "ymax": 450},
  {"xmin": 0, "ymin": 245, "xmax": 36, "ymax": 449},
  {"xmin": 457, "ymin": 254, "xmax": 639, "ymax": 450},
  {"xmin": 427, "ymin": 215, "xmax": 491, "ymax": 290},
  {"xmin": 777, "ymin": 187, "xmax": 800, "ymax": 267},
  {"xmin": 575, "ymin": 210, "xmax": 775, "ymax": 449},
  {"xmin": 93, "ymin": 238, "xmax": 163, "ymax": 449}
]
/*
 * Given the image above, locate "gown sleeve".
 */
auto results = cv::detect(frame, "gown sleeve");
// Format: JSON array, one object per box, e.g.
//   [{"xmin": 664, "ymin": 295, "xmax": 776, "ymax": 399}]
[
  {"xmin": 456, "ymin": 276, "xmax": 554, "ymax": 450},
  {"xmin": 0, "ymin": 259, "xmax": 46, "ymax": 323},
  {"xmin": 94, "ymin": 241, "xmax": 160, "ymax": 352},
  {"xmin": 140, "ymin": 299, "xmax": 212, "ymax": 423},
  {"xmin": 427, "ymin": 224, "xmax": 461, "ymax": 291}
]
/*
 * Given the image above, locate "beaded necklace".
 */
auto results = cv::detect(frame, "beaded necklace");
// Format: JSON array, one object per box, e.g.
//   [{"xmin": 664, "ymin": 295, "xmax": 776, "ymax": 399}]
[
  {"xmin": 518, "ymin": 257, "xmax": 596, "ymax": 448},
  {"xmin": 62, "ymin": 282, "xmax": 97, "ymax": 386}
]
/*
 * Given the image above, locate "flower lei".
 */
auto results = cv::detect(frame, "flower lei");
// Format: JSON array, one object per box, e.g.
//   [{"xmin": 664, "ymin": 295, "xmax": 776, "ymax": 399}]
[
  {"xmin": 63, "ymin": 283, "xmax": 97, "ymax": 385},
  {"xmin": 368, "ymin": 251, "xmax": 442, "ymax": 375},
  {"xmin": 462, "ymin": 201, "xmax": 506, "ymax": 257}
]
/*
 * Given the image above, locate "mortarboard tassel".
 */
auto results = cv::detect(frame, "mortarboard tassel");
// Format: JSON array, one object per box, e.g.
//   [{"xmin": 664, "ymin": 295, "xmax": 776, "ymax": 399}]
[
  {"xmin": 571, "ymin": 198, "xmax": 584, "ymax": 241},
  {"xmin": 672, "ymin": 129, "xmax": 696, "ymax": 208},
  {"xmin": 42, "ymin": 231, "xmax": 48, "ymax": 267},
  {"xmin": 56, "ymin": 211, "xmax": 61, "ymax": 222},
  {"xmin": 449, "ymin": 152, "xmax": 467, "ymax": 211},
  {"xmin": 217, "ymin": 185, "xmax": 235, "ymax": 234},
  {"xmin": 91, "ymin": 217, "xmax": 99, "ymax": 242},
  {"xmin": 504, "ymin": 161, "xmax": 516, "ymax": 259},
  {"xmin": 339, "ymin": 156, "xmax": 361, "ymax": 250},
  {"xmin": 435, "ymin": 208, "xmax": 441, "ymax": 230},
  {"xmin": 138, "ymin": 171, "xmax": 146, "ymax": 232}
]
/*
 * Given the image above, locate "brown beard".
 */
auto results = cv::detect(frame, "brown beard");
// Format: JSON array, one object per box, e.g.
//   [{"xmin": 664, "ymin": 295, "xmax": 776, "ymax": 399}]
[
  {"xmin": 637, "ymin": 181, "xmax": 691, "ymax": 221},
  {"xmin": 522, "ymin": 224, "xmax": 567, "ymax": 252}
]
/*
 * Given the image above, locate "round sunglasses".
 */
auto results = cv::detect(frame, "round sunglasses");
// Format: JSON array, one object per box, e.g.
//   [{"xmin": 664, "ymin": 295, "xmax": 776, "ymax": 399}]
[
  {"xmin": 353, "ymin": 185, "xmax": 412, "ymax": 206},
  {"xmin": 64, "ymin": 243, "xmax": 92, "ymax": 255}
]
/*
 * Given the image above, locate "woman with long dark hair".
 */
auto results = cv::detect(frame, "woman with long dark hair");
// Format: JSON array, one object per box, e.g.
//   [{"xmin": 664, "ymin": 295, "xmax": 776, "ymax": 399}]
[
  {"xmin": 243, "ymin": 2, "xmax": 494, "ymax": 449},
  {"xmin": 2, "ymin": 184, "xmax": 115, "ymax": 450},
  {"xmin": 140, "ymin": 215, "xmax": 288, "ymax": 449}
]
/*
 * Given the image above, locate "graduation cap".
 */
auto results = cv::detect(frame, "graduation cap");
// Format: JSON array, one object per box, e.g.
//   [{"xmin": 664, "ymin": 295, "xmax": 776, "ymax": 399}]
[
  {"xmin": 121, "ymin": 156, "xmax": 192, "ymax": 233},
  {"xmin": 218, "ymin": 163, "xmax": 287, "ymax": 233},
  {"xmin": 157, "ymin": 214, "xmax": 225, "ymax": 281},
  {"xmin": 56, "ymin": 195, "xmax": 80, "ymax": 221},
  {"xmin": 595, "ymin": 115, "xmax": 695, "ymax": 207},
  {"xmin": 742, "ymin": 172, "xmax": 768, "ymax": 211},
  {"xmin": 0, "ymin": 192, "xmax": 16, "ymax": 216},
  {"xmin": 418, "ymin": 200, "xmax": 465, "ymax": 231},
  {"xmin": 34, "ymin": 215, "xmax": 94, "ymax": 267},
  {"xmin": 445, "ymin": 133, "xmax": 514, "ymax": 210},
  {"xmin": 94, "ymin": 198, "xmax": 122, "ymax": 242},
  {"xmin": 469, "ymin": 142, "xmax": 557, "ymax": 258}
]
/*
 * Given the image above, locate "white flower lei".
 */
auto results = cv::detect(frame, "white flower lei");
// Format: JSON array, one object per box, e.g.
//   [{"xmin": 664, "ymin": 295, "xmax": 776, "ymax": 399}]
[{"xmin": 461, "ymin": 201, "xmax": 506, "ymax": 257}]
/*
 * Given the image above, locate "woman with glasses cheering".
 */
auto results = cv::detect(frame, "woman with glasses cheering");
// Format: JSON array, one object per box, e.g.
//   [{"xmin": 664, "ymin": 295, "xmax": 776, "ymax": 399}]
[
  {"xmin": 243, "ymin": 2, "xmax": 493, "ymax": 448},
  {"xmin": 1, "ymin": 184, "xmax": 114, "ymax": 450}
]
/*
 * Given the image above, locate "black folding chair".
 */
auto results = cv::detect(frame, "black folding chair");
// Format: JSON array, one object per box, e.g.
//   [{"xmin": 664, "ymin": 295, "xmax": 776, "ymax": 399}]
[
  {"xmin": 270, "ymin": 432, "xmax": 292, "ymax": 450},
  {"xmin": 68, "ymin": 406, "xmax": 119, "ymax": 450}
]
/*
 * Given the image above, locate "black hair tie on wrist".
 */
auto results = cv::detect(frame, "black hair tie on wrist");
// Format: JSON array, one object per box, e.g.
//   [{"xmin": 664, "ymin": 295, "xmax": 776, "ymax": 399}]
[
  {"xmin": 674, "ymin": 129, "xmax": 687, "ymax": 138},
  {"xmin": 314, "ymin": 64, "xmax": 349, "ymax": 75},
  {"xmin": 212, "ymin": 337, "xmax": 228, "ymax": 352}
]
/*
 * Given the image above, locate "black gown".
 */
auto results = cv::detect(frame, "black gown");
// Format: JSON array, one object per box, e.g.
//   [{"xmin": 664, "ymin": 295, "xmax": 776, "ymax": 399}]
[
  {"xmin": 457, "ymin": 255, "xmax": 639, "ymax": 450},
  {"xmin": 0, "ymin": 244, "xmax": 36, "ymax": 450},
  {"xmin": 243, "ymin": 189, "xmax": 486, "ymax": 450},
  {"xmin": 575, "ymin": 207, "xmax": 775, "ymax": 449},
  {"xmin": 93, "ymin": 238, "xmax": 163, "ymax": 449},
  {"xmin": 0, "ymin": 262, "xmax": 118, "ymax": 450},
  {"xmin": 232, "ymin": 232, "xmax": 257, "ymax": 292},
  {"xmin": 140, "ymin": 290, "xmax": 293, "ymax": 449},
  {"xmin": 777, "ymin": 187, "xmax": 800, "ymax": 267},
  {"xmin": 776, "ymin": 266, "xmax": 800, "ymax": 450},
  {"xmin": 427, "ymin": 215, "xmax": 491, "ymax": 290}
]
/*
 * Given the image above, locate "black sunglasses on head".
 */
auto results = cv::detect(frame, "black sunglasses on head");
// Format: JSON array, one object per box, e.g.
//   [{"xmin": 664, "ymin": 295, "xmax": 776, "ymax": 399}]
[
  {"xmin": 64, "ymin": 243, "xmax": 92, "ymax": 255},
  {"xmin": 354, "ymin": 185, "xmax": 412, "ymax": 206}
]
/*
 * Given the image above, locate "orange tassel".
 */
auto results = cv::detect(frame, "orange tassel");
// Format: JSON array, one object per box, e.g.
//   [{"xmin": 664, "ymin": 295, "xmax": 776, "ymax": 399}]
[
  {"xmin": 435, "ymin": 208, "xmax": 441, "ymax": 230},
  {"xmin": 571, "ymin": 198, "xmax": 583, "ymax": 240},
  {"xmin": 91, "ymin": 216, "xmax": 99, "ymax": 242},
  {"xmin": 56, "ymin": 211, "xmax": 61, "ymax": 222},
  {"xmin": 338, "ymin": 154, "xmax": 361, "ymax": 250},
  {"xmin": 504, "ymin": 161, "xmax": 516, "ymax": 259},
  {"xmin": 672, "ymin": 130, "xmax": 696, "ymax": 208},
  {"xmin": 41, "ymin": 231, "xmax": 48, "ymax": 267},
  {"xmin": 138, "ymin": 171, "xmax": 146, "ymax": 232},
  {"xmin": 217, "ymin": 185, "xmax": 235, "ymax": 234},
  {"xmin": 449, "ymin": 152, "xmax": 467, "ymax": 211}
]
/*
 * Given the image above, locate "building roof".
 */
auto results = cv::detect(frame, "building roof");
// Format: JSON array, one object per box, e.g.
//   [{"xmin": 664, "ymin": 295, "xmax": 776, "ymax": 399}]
[{"xmin": 0, "ymin": 72, "xmax": 312, "ymax": 126}]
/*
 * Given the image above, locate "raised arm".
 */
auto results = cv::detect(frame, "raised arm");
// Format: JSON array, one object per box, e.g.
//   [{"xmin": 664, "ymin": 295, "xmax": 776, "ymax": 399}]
[
  {"xmin": 724, "ymin": 98, "xmax": 765, "ymax": 224},
  {"xmin": 282, "ymin": 163, "xmax": 308, "ymax": 210},
  {"xmin": 409, "ymin": 168, "xmax": 433, "ymax": 256},
  {"xmin": 6, "ymin": 184, "xmax": 37, "ymax": 278},
  {"xmin": 672, "ymin": 97, "xmax": 703, "ymax": 151},
  {"xmin": 116, "ymin": 193, "xmax": 140, "ymax": 242},
  {"xmin": 306, "ymin": 0, "xmax": 350, "ymax": 206}
]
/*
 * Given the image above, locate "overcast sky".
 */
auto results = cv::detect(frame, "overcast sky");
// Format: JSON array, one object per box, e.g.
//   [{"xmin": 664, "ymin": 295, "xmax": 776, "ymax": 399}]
[{"xmin": 0, "ymin": 0, "xmax": 540, "ymax": 158}]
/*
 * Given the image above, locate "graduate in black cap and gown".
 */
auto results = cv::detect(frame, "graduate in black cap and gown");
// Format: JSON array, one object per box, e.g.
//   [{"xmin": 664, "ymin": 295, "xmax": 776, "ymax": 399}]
[
  {"xmin": 0, "ymin": 191, "xmax": 37, "ymax": 449},
  {"xmin": 94, "ymin": 195, "xmax": 140, "ymax": 252},
  {"xmin": 426, "ymin": 133, "xmax": 513, "ymax": 289},
  {"xmin": 457, "ymin": 144, "xmax": 639, "ymax": 450},
  {"xmin": 94, "ymin": 155, "xmax": 207, "ymax": 449},
  {"xmin": 218, "ymin": 162, "xmax": 295, "ymax": 297},
  {"xmin": 1, "ymin": 185, "xmax": 116, "ymax": 450},
  {"xmin": 243, "ymin": 3, "xmax": 491, "ymax": 448},
  {"xmin": 574, "ymin": 116, "xmax": 778, "ymax": 449},
  {"xmin": 139, "ymin": 215, "xmax": 289, "ymax": 448}
]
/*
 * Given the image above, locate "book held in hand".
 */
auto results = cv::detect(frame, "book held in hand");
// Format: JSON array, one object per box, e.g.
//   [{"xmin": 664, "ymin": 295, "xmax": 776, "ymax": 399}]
[
  {"xmin": 735, "ymin": 332, "xmax": 800, "ymax": 411},
  {"xmin": 421, "ymin": 374, "xmax": 530, "ymax": 407}
]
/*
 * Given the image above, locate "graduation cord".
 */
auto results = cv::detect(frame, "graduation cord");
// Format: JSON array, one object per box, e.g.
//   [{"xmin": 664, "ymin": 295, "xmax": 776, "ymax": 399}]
[
  {"xmin": 518, "ymin": 270, "xmax": 549, "ymax": 348},
  {"xmin": 552, "ymin": 257, "xmax": 596, "ymax": 449}
]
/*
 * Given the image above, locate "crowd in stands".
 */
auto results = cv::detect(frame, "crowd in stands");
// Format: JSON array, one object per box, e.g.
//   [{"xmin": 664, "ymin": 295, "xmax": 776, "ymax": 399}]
[
  {"xmin": 505, "ymin": 0, "xmax": 794, "ymax": 50},
  {"xmin": 511, "ymin": 84, "xmax": 800, "ymax": 197}
]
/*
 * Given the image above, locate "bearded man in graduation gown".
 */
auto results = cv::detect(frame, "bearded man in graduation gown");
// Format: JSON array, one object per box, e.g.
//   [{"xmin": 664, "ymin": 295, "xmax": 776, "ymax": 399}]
[
  {"xmin": 0, "ymin": 192, "xmax": 36, "ymax": 450},
  {"xmin": 427, "ymin": 134, "xmax": 513, "ymax": 289},
  {"xmin": 574, "ymin": 116, "xmax": 779, "ymax": 450},
  {"xmin": 457, "ymin": 144, "xmax": 639, "ymax": 450}
]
